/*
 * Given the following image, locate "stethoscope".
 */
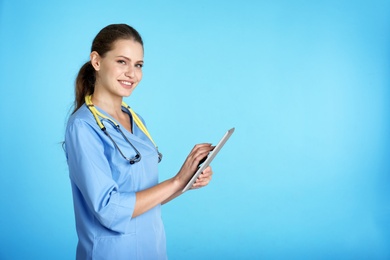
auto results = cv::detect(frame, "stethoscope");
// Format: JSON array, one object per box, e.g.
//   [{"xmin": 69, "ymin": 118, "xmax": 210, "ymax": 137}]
[{"xmin": 85, "ymin": 95, "xmax": 162, "ymax": 164}]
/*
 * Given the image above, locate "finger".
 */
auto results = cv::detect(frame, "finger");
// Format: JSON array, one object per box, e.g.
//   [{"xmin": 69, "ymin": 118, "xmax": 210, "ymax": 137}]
[
  {"xmin": 190, "ymin": 146, "xmax": 213, "ymax": 160},
  {"xmin": 193, "ymin": 177, "xmax": 211, "ymax": 188},
  {"xmin": 182, "ymin": 144, "xmax": 214, "ymax": 177},
  {"xmin": 197, "ymin": 172, "xmax": 212, "ymax": 181},
  {"xmin": 202, "ymin": 166, "xmax": 212, "ymax": 175},
  {"xmin": 198, "ymin": 167, "xmax": 213, "ymax": 179},
  {"xmin": 194, "ymin": 178, "xmax": 211, "ymax": 187},
  {"xmin": 188, "ymin": 148, "xmax": 213, "ymax": 168},
  {"xmin": 191, "ymin": 144, "xmax": 214, "ymax": 156},
  {"xmin": 189, "ymin": 143, "xmax": 212, "ymax": 154},
  {"xmin": 195, "ymin": 170, "xmax": 213, "ymax": 182},
  {"xmin": 191, "ymin": 172, "xmax": 212, "ymax": 189}
]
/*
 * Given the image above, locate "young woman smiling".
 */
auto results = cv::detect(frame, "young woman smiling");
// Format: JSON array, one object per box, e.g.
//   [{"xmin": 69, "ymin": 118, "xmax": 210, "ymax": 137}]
[{"xmin": 64, "ymin": 24, "xmax": 213, "ymax": 260}]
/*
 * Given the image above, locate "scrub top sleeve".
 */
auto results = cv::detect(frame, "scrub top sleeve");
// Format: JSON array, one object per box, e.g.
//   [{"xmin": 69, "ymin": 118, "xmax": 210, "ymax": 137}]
[{"xmin": 65, "ymin": 119, "xmax": 136, "ymax": 234}]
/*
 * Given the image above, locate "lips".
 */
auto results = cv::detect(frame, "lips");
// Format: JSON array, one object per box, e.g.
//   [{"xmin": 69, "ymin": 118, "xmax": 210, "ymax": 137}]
[
  {"xmin": 119, "ymin": 80, "xmax": 135, "ymax": 89},
  {"xmin": 119, "ymin": 80, "xmax": 133, "ymax": 86}
]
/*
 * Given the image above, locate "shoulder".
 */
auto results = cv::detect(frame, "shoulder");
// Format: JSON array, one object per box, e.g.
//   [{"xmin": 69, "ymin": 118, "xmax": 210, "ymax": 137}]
[
  {"xmin": 65, "ymin": 104, "xmax": 106, "ymax": 154},
  {"xmin": 66, "ymin": 104, "xmax": 99, "ymax": 134}
]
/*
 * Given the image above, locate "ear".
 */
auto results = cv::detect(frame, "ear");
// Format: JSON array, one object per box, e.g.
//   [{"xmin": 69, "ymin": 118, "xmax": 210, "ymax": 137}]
[{"xmin": 90, "ymin": 51, "xmax": 101, "ymax": 71}]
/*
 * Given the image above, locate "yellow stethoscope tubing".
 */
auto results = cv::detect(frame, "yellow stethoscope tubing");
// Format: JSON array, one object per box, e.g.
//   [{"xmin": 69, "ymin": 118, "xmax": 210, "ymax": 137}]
[{"xmin": 85, "ymin": 95, "xmax": 159, "ymax": 150}]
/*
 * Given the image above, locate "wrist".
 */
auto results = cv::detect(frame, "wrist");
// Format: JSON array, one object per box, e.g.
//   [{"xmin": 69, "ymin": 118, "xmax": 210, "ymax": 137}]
[{"xmin": 172, "ymin": 175, "xmax": 185, "ymax": 191}]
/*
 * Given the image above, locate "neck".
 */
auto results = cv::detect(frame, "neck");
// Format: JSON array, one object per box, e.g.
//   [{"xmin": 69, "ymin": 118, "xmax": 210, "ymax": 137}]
[{"xmin": 91, "ymin": 93, "xmax": 124, "ymax": 119}]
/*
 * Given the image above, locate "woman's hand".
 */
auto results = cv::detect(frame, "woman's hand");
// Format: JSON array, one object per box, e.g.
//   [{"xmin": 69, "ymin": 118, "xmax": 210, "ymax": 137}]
[
  {"xmin": 174, "ymin": 143, "xmax": 214, "ymax": 188},
  {"xmin": 160, "ymin": 144, "xmax": 215, "ymax": 206},
  {"xmin": 191, "ymin": 166, "xmax": 213, "ymax": 190}
]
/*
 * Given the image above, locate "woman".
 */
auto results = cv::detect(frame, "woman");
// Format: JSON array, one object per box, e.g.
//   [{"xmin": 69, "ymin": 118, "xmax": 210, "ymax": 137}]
[{"xmin": 64, "ymin": 24, "xmax": 213, "ymax": 259}]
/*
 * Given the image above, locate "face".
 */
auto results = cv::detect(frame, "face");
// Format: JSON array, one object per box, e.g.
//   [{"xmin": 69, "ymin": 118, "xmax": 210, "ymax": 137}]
[{"xmin": 91, "ymin": 39, "xmax": 144, "ymax": 98}]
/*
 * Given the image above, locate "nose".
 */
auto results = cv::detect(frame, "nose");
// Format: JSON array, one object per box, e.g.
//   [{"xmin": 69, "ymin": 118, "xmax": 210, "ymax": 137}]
[{"xmin": 125, "ymin": 66, "xmax": 135, "ymax": 78}]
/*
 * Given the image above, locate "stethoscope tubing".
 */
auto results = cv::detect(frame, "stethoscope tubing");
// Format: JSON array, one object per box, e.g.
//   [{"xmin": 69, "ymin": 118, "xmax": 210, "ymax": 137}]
[
  {"xmin": 101, "ymin": 118, "xmax": 142, "ymax": 164},
  {"xmin": 84, "ymin": 95, "xmax": 162, "ymax": 164}
]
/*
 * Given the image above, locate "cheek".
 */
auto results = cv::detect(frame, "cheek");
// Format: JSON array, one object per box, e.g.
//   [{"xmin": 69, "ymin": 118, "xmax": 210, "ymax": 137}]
[{"xmin": 137, "ymin": 71, "xmax": 143, "ymax": 81}]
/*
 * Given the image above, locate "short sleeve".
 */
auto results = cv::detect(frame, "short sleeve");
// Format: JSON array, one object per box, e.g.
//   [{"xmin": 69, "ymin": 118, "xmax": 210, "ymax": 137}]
[{"xmin": 65, "ymin": 118, "xmax": 136, "ymax": 234}]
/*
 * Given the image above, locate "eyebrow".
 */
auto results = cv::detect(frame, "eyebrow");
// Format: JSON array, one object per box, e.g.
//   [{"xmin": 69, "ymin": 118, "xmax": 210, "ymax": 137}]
[{"xmin": 116, "ymin": 55, "xmax": 144, "ymax": 63}]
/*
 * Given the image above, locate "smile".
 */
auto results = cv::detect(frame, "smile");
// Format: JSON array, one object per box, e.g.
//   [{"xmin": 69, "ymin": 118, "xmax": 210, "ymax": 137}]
[{"xmin": 120, "ymin": 80, "xmax": 133, "ymax": 86}]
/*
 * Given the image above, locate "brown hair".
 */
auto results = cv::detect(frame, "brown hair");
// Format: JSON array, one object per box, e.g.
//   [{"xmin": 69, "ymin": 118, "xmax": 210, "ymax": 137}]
[{"xmin": 72, "ymin": 24, "xmax": 143, "ymax": 113}]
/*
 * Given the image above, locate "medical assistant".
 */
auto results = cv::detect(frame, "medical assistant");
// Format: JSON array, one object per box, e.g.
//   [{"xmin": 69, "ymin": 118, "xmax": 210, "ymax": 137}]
[{"xmin": 65, "ymin": 104, "xmax": 167, "ymax": 260}]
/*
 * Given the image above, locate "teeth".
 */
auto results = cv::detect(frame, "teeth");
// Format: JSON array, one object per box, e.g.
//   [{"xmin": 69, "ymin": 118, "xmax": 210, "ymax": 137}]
[{"xmin": 120, "ymin": 81, "xmax": 132, "ymax": 86}]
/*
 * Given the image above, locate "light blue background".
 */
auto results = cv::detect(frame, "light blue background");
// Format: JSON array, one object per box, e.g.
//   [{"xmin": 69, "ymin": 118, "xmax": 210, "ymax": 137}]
[{"xmin": 1, "ymin": 0, "xmax": 389, "ymax": 259}]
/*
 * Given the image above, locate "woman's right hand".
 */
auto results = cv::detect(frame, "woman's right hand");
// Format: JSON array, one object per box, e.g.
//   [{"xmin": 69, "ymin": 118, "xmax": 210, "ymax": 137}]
[{"xmin": 174, "ymin": 143, "xmax": 214, "ymax": 188}]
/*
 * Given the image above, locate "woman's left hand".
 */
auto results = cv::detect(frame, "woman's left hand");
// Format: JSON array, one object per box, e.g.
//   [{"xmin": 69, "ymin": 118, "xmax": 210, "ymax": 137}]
[{"xmin": 191, "ymin": 166, "xmax": 213, "ymax": 189}]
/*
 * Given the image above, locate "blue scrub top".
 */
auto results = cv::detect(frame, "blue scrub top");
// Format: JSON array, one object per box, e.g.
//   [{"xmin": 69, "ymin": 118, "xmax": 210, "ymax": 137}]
[{"xmin": 65, "ymin": 104, "xmax": 167, "ymax": 260}]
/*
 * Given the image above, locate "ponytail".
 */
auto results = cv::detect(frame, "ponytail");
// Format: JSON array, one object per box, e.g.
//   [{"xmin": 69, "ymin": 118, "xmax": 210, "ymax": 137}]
[{"xmin": 73, "ymin": 61, "xmax": 95, "ymax": 114}]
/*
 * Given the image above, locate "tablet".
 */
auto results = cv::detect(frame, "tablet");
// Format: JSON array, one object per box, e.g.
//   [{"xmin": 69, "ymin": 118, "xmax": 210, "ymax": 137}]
[{"xmin": 182, "ymin": 127, "xmax": 235, "ymax": 192}]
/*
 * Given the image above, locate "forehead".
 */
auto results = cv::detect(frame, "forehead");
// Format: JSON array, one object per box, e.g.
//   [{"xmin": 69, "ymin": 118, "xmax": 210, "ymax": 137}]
[{"xmin": 108, "ymin": 39, "xmax": 144, "ymax": 58}]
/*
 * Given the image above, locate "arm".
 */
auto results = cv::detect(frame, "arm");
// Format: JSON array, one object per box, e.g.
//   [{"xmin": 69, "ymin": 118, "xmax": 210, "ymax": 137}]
[
  {"xmin": 160, "ymin": 166, "xmax": 213, "ymax": 205},
  {"xmin": 67, "ymin": 118, "xmax": 213, "ymax": 223},
  {"xmin": 66, "ymin": 119, "xmax": 137, "ymax": 233}
]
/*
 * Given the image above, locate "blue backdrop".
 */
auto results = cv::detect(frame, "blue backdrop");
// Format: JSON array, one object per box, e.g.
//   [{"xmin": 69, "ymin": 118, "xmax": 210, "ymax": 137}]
[{"xmin": 1, "ymin": 0, "xmax": 389, "ymax": 259}]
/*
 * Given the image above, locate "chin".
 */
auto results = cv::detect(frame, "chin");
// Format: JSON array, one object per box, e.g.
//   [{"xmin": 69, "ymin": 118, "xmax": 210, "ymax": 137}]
[{"xmin": 121, "ymin": 90, "xmax": 134, "ymax": 97}]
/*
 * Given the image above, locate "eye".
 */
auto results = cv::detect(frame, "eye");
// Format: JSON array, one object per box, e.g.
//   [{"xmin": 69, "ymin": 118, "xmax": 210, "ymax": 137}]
[
  {"xmin": 117, "ymin": 60, "xmax": 126, "ymax": 65},
  {"xmin": 135, "ymin": 63, "xmax": 143, "ymax": 69}
]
